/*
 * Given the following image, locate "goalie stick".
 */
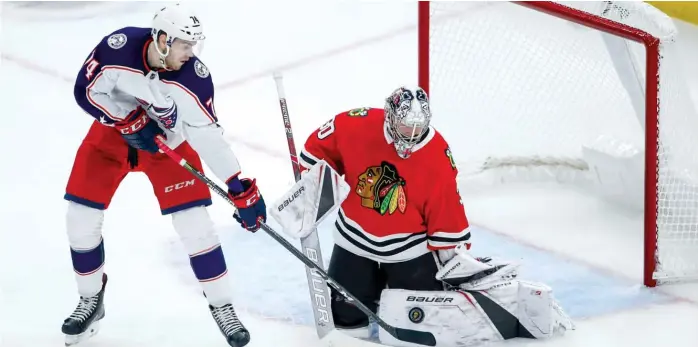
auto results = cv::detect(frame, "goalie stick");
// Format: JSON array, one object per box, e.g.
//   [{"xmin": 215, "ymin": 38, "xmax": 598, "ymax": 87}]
[
  {"xmin": 272, "ymin": 71, "xmax": 335, "ymax": 339},
  {"xmin": 153, "ymin": 136, "xmax": 437, "ymax": 347}
]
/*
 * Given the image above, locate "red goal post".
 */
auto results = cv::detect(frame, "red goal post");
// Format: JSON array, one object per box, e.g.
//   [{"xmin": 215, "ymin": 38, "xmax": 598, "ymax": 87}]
[{"xmin": 418, "ymin": 1, "xmax": 698, "ymax": 287}]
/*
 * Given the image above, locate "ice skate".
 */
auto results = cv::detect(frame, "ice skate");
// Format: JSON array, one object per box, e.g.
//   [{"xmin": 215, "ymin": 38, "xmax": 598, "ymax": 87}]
[
  {"xmin": 62, "ymin": 273, "xmax": 107, "ymax": 346},
  {"xmin": 209, "ymin": 303, "xmax": 250, "ymax": 347}
]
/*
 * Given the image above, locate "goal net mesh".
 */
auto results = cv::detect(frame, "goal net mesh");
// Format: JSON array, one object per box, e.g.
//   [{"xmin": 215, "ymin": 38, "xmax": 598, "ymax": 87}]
[{"xmin": 423, "ymin": 1, "xmax": 698, "ymax": 284}]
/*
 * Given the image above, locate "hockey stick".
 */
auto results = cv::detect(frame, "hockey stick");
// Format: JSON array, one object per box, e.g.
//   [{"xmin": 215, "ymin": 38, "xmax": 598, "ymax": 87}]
[
  {"xmin": 153, "ymin": 136, "xmax": 437, "ymax": 347},
  {"xmin": 272, "ymin": 71, "xmax": 335, "ymax": 339}
]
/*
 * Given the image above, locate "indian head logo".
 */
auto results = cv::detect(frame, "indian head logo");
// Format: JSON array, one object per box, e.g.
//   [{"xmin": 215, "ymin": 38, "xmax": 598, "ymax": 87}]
[{"xmin": 355, "ymin": 161, "xmax": 407, "ymax": 215}]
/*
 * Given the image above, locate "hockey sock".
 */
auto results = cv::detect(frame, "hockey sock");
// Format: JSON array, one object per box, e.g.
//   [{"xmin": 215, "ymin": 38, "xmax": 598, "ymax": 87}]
[
  {"xmin": 66, "ymin": 202, "xmax": 106, "ymax": 297},
  {"xmin": 172, "ymin": 206, "xmax": 232, "ymax": 306},
  {"xmin": 189, "ymin": 245, "xmax": 228, "ymax": 283},
  {"xmin": 70, "ymin": 238, "xmax": 106, "ymax": 296}
]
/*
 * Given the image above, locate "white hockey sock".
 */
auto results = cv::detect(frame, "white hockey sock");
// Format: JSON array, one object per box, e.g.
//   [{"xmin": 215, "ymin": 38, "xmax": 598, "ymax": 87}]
[
  {"xmin": 66, "ymin": 202, "xmax": 105, "ymax": 297},
  {"xmin": 172, "ymin": 206, "xmax": 232, "ymax": 307}
]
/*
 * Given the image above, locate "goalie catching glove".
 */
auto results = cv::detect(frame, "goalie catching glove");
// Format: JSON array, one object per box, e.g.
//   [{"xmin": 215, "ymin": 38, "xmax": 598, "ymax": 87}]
[
  {"xmin": 269, "ymin": 160, "xmax": 350, "ymax": 239},
  {"xmin": 378, "ymin": 243, "xmax": 575, "ymax": 347}
]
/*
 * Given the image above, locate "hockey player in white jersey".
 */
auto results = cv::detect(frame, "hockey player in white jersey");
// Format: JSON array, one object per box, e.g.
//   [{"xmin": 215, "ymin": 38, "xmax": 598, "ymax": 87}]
[
  {"xmin": 61, "ymin": 4, "xmax": 264, "ymax": 347},
  {"xmin": 377, "ymin": 242, "xmax": 575, "ymax": 346}
]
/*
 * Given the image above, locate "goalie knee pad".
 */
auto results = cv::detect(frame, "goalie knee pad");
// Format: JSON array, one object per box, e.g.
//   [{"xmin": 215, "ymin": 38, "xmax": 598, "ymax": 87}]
[
  {"xmin": 66, "ymin": 202, "xmax": 106, "ymax": 297},
  {"xmin": 171, "ymin": 206, "xmax": 231, "ymax": 306}
]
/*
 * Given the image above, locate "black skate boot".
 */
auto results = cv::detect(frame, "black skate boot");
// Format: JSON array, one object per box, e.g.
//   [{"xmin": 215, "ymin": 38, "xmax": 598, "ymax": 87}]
[
  {"xmin": 209, "ymin": 303, "xmax": 250, "ymax": 347},
  {"xmin": 62, "ymin": 273, "xmax": 107, "ymax": 346}
]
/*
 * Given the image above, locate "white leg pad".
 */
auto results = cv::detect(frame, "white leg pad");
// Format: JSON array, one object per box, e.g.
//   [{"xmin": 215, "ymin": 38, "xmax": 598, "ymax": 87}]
[
  {"xmin": 377, "ymin": 284, "xmax": 574, "ymax": 347},
  {"xmin": 378, "ymin": 289, "xmax": 503, "ymax": 347}
]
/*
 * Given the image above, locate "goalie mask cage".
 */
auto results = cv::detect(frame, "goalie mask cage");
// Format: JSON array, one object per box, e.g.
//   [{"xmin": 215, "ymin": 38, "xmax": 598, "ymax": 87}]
[{"xmin": 418, "ymin": 1, "xmax": 698, "ymax": 287}]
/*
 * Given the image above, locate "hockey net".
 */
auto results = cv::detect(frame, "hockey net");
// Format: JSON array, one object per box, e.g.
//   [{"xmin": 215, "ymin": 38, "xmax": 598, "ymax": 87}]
[{"xmin": 419, "ymin": 1, "xmax": 698, "ymax": 286}]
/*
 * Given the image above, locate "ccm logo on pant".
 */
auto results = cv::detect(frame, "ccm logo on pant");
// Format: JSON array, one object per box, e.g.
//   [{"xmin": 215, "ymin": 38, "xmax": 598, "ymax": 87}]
[{"xmin": 165, "ymin": 179, "xmax": 195, "ymax": 193}]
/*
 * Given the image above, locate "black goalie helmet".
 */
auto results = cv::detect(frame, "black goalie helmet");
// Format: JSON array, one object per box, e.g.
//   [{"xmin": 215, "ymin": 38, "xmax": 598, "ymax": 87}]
[{"xmin": 384, "ymin": 86, "xmax": 432, "ymax": 159}]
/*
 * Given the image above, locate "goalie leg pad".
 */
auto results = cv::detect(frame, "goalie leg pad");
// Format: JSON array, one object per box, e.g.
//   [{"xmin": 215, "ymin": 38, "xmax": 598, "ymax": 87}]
[
  {"xmin": 516, "ymin": 281, "xmax": 575, "ymax": 338},
  {"xmin": 378, "ymin": 289, "xmax": 506, "ymax": 347},
  {"xmin": 378, "ymin": 285, "xmax": 574, "ymax": 347}
]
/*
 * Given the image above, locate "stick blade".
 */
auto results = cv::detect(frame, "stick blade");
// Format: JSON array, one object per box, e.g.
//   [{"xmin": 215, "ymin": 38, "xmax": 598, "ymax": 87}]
[{"xmin": 394, "ymin": 327, "xmax": 437, "ymax": 346}]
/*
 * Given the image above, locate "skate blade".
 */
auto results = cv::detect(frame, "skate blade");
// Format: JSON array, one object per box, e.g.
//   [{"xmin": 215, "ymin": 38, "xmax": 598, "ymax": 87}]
[{"xmin": 65, "ymin": 321, "xmax": 100, "ymax": 346}]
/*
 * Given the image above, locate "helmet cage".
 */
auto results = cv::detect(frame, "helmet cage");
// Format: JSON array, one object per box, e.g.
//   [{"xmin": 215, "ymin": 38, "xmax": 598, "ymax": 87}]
[{"xmin": 384, "ymin": 87, "xmax": 432, "ymax": 158}]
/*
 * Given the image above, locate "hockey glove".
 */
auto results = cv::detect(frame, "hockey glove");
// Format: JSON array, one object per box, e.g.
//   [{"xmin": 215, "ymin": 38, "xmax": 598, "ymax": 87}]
[
  {"xmin": 228, "ymin": 177, "xmax": 267, "ymax": 232},
  {"xmin": 114, "ymin": 106, "xmax": 165, "ymax": 153}
]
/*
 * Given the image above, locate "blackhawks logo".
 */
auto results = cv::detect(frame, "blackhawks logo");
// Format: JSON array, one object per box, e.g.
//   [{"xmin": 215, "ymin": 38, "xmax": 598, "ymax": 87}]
[
  {"xmin": 355, "ymin": 161, "xmax": 407, "ymax": 215},
  {"xmin": 347, "ymin": 107, "xmax": 369, "ymax": 117},
  {"xmin": 445, "ymin": 147, "xmax": 457, "ymax": 170}
]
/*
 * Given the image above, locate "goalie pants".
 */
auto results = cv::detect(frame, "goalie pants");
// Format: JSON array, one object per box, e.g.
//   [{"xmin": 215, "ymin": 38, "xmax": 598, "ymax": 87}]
[{"xmin": 327, "ymin": 244, "xmax": 443, "ymax": 328}]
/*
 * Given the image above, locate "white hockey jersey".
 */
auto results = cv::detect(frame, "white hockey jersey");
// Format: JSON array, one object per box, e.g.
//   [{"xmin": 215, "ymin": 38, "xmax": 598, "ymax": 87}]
[{"xmin": 74, "ymin": 26, "xmax": 241, "ymax": 183}]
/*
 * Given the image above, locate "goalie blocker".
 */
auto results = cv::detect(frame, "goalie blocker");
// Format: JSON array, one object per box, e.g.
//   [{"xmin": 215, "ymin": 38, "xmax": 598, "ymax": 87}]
[
  {"xmin": 378, "ymin": 243, "xmax": 575, "ymax": 347},
  {"xmin": 270, "ymin": 160, "xmax": 350, "ymax": 239}
]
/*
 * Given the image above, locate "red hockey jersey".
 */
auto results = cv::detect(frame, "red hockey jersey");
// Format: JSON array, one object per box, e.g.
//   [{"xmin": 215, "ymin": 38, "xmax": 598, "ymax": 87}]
[{"xmin": 300, "ymin": 107, "xmax": 470, "ymax": 263}]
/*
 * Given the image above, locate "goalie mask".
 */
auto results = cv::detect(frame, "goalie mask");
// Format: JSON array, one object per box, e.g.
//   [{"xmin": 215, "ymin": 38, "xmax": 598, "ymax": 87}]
[{"xmin": 384, "ymin": 86, "xmax": 432, "ymax": 159}]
